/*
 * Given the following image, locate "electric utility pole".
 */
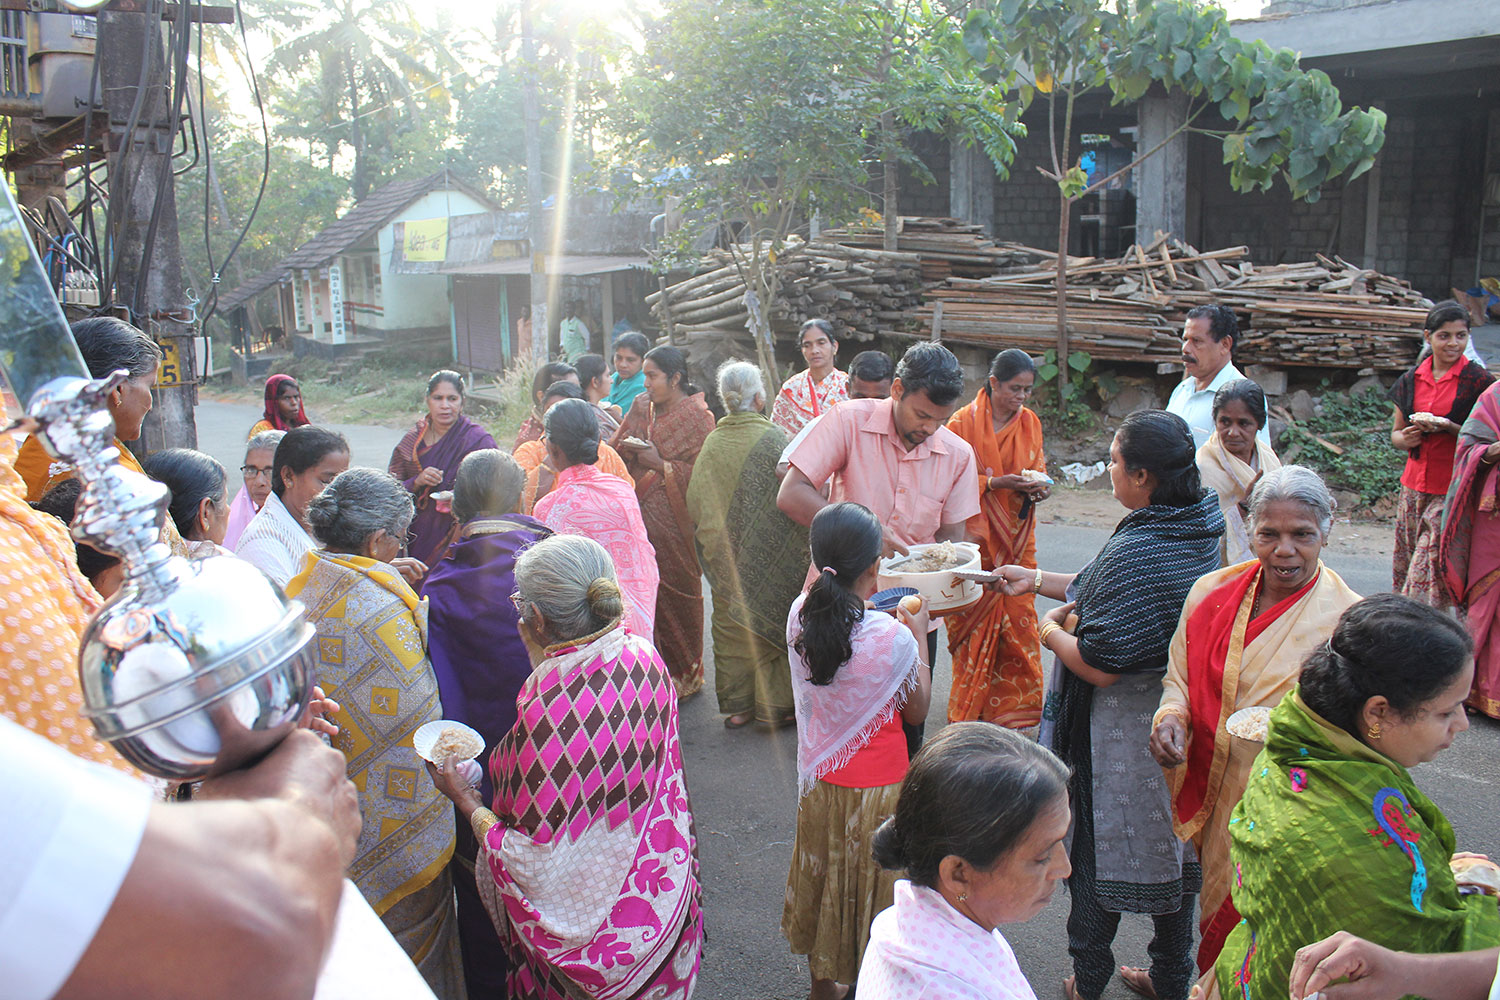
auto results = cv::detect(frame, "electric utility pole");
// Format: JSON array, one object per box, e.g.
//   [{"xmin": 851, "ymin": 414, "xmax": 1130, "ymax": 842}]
[{"xmin": 99, "ymin": 4, "xmax": 197, "ymax": 450}]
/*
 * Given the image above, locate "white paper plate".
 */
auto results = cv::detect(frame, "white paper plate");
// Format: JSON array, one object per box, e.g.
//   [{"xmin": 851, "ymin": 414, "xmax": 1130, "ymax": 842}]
[{"xmin": 413, "ymin": 720, "xmax": 486, "ymax": 764}]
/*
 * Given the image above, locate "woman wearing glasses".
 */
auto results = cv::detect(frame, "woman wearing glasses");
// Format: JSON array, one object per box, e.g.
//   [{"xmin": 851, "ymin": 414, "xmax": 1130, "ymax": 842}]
[{"xmin": 224, "ymin": 430, "xmax": 284, "ymax": 550}]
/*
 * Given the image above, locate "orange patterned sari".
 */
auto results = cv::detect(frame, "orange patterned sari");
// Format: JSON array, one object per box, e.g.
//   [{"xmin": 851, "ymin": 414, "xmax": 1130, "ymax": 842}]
[{"xmin": 944, "ymin": 393, "xmax": 1046, "ymax": 729}]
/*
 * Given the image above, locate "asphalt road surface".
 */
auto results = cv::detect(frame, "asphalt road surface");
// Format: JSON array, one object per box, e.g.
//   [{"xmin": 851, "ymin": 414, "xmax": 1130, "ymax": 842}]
[{"xmin": 197, "ymin": 401, "xmax": 1499, "ymax": 1000}]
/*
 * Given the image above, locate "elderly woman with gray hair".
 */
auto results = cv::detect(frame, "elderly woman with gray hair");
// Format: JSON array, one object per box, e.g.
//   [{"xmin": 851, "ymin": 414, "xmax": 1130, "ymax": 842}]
[
  {"xmin": 427, "ymin": 534, "xmax": 704, "ymax": 999},
  {"xmin": 286, "ymin": 467, "xmax": 464, "ymax": 999},
  {"xmin": 686, "ymin": 360, "xmax": 810, "ymax": 729},
  {"xmin": 1148, "ymin": 464, "xmax": 1360, "ymax": 974}
]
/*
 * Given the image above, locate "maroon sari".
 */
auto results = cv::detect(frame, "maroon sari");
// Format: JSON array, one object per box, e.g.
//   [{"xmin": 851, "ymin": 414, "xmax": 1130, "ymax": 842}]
[
  {"xmin": 389, "ymin": 415, "xmax": 497, "ymax": 576},
  {"xmin": 611, "ymin": 392, "xmax": 716, "ymax": 696}
]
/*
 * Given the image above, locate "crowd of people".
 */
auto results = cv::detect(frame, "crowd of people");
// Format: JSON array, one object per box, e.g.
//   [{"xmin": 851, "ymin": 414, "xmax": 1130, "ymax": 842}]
[{"xmin": 4, "ymin": 305, "xmax": 1500, "ymax": 1000}]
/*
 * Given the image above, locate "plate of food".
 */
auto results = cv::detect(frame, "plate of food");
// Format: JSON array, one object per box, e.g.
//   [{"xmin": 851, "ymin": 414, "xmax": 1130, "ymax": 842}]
[
  {"xmin": 878, "ymin": 541, "xmax": 983, "ymax": 614},
  {"xmin": 414, "ymin": 720, "xmax": 486, "ymax": 765},
  {"xmin": 1226, "ymin": 706, "xmax": 1272, "ymax": 745},
  {"xmin": 870, "ymin": 586, "xmax": 919, "ymax": 614},
  {"xmin": 1019, "ymin": 469, "xmax": 1054, "ymax": 485},
  {"xmin": 619, "ymin": 436, "xmax": 650, "ymax": 449},
  {"xmin": 1409, "ymin": 411, "xmax": 1445, "ymax": 431}
]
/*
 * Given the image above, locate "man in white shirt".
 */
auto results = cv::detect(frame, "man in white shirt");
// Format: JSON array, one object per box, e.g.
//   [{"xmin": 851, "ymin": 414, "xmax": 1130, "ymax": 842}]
[
  {"xmin": 1164, "ymin": 304, "xmax": 1271, "ymax": 449},
  {"xmin": 0, "ymin": 719, "xmax": 430, "ymax": 1000}
]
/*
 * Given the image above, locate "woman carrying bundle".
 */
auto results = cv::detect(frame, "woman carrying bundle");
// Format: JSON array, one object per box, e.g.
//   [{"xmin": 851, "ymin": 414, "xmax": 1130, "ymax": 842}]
[{"xmin": 783, "ymin": 501, "xmax": 930, "ymax": 1000}]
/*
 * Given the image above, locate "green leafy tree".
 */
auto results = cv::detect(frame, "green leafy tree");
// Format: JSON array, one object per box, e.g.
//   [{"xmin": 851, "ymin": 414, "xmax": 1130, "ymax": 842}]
[
  {"xmin": 958, "ymin": 0, "xmax": 1387, "ymax": 391},
  {"xmin": 618, "ymin": 0, "xmax": 1021, "ymax": 386},
  {"xmin": 251, "ymin": 0, "xmax": 463, "ymax": 200}
]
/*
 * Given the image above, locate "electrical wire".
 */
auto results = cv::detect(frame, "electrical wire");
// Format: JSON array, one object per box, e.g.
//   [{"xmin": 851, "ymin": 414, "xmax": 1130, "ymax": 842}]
[{"xmin": 198, "ymin": 0, "xmax": 270, "ymax": 329}]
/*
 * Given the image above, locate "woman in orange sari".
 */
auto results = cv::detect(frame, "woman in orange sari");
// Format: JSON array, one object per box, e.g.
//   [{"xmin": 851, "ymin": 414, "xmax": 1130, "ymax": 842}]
[
  {"xmin": 511, "ymin": 381, "xmax": 632, "ymax": 513},
  {"xmin": 1149, "ymin": 465, "xmax": 1359, "ymax": 974},
  {"xmin": 944, "ymin": 350, "xmax": 1049, "ymax": 730},
  {"xmin": 610, "ymin": 346, "xmax": 716, "ymax": 697}
]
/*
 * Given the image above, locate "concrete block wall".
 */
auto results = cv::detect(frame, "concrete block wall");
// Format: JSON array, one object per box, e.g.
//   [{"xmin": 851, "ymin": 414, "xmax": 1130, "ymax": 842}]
[
  {"xmin": 990, "ymin": 136, "xmax": 1076, "ymax": 249},
  {"xmin": 896, "ymin": 131, "xmax": 951, "ymax": 219}
]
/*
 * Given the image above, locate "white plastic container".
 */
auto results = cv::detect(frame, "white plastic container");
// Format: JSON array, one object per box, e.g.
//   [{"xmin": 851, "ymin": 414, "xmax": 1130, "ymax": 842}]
[{"xmin": 877, "ymin": 541, "xmax": 983, "ymax": 613}]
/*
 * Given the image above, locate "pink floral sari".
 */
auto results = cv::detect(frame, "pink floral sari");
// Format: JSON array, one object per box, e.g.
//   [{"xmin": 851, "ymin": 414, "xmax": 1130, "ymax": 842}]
[{"xmin": 478, "ymin": 626, "xmax": 703, "ymax": 1000}]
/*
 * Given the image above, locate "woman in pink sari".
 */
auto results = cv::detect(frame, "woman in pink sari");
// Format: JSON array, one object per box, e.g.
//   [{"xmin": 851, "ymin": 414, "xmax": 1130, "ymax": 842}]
[
  {"xmin": 534, "ymin": 398, "xmax": 659, "ymax": 639},
  {"xmin": 1439, "ymin": 380, "xmax": 1500, "ymax": 717},
  {"xmin": 427, "ymin": 534, "xmax": 702, "ymax": 1000}
]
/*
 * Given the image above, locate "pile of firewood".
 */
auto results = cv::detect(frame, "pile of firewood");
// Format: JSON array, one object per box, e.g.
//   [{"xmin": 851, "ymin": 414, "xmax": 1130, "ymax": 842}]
[
  {"xmin": 917, "ymin": 233, "xmax": 1429, "ymax": 370},
  {"xmin": 648, "ymin": 240, "xmax": 924, "ymax": 344},
  {"xmin": 819, "ymin": 217, "xmax": 1035, "ymax": 282}
]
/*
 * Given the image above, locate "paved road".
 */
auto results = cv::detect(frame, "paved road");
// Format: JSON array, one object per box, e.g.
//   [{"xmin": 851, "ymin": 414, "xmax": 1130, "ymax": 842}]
[
  {"xmin": 196, "ymin": 399, "xmax": 403, "ymax": 478},
  {"xmin": 196, "ymin": 402, "xmax": 1500, "ymax": 1000}
]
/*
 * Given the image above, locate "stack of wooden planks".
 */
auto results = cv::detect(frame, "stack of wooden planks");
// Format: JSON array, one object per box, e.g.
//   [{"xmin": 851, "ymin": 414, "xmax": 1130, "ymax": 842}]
[
  {"xmin": 648, "ymin": 239, "xmax": 925, "ymax": 344},
  {"xmin": 819, "ymin": 216, "xmax": 1035, "ymax": 281},
  {"xmin": 917, "ymin": 232, "xmax": 1429, "ymax": 369}
]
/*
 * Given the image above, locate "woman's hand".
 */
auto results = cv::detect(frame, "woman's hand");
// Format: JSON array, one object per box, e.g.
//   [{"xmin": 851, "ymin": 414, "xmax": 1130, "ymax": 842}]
[
  {"xmin": 1484, "ymin": 441, "xmax": 1500, "ymax": 465},
  {"xmin": 1150, "ymin": 715, "xmax": 1188, "ymax": 767},
  {"xmin": 993, "ymin": 564, "xmax": 1036, "ymax": 596},
  {"xmin": 390, "ymin": 557, "xmax": 428, "ymax": 585},
  {"xmin": 1434, "ymin": 416, "xmax": 1462, "ymax": 436},
  {"xmin": 1392, "ymin": 423, "xmax": 1425, "ymax": 449},
  {"xmin": 623, "ymin": 438, "xmax": 665, "ymax": 473},
  {"xmin": 425, "ymin": 757, "xmax": 485, "ymax": 817},
  {"xmin": 1042, "ymin": 600, "xmax": 1076, "ymax": 629},
  {"xmin": 414, "ymin": 466, "xmax": 443, "ymax": 489},
  {"xmin": 300, "ymin": 685, "xmax": 340, "ymax": 738},
  {"xmin": 896, "ymin": 595, "xmax": 929, "ymax": 641}
]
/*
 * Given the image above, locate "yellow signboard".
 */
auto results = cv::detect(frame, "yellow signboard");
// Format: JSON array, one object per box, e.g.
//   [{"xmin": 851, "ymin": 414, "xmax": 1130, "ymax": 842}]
[
  {"xmin": 157, "ymin": 338, "xmax": 187, "ymax": 388},
  {"xmin": 403, "ymin": 218, "xmax": 449, "ymax": 262}
]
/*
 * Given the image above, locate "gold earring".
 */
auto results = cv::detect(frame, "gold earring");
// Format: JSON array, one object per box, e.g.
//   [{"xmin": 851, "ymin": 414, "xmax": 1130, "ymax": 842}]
[
  {"xmin": 958, "ymin": 892, "xmax": 968, "ymax": 903},
  {"xmin": 1367, "ymin": 721, "xmax": 1382, "ymax": 739}
]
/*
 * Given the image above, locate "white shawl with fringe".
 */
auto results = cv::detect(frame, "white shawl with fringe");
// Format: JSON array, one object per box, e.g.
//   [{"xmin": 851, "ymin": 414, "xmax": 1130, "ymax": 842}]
[{"xmin": 787, "ymin": 594, "xmax": 920, "ymax": 796}]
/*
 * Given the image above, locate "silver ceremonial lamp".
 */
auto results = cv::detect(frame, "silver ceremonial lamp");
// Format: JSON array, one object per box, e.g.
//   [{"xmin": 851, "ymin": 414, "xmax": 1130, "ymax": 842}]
[{"xmin": 0, "ymin": 184, "xmax": 315, "ymax": 780}]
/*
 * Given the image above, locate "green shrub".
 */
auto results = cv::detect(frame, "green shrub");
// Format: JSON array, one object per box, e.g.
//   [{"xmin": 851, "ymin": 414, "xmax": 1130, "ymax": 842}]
[{"xmin": 1279, "ymin": 387, "xmax": 1401, "ymax": 502}]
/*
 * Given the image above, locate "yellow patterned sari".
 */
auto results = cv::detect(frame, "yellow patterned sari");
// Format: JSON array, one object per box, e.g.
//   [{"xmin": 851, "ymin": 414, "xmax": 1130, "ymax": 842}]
[{"xmin": 287, "ymin": 550, "xmax": 465, "ymax": 999}]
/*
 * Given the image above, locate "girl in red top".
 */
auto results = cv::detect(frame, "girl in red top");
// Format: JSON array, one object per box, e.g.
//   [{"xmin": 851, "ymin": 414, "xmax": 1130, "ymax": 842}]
[
  {"xmin": 783, "ymin": 501, "xmax": 931, "ymax": 1000},
  {"xmin": 1389, "ymin": 299, "xmax": 1495, "ymax": 608}
]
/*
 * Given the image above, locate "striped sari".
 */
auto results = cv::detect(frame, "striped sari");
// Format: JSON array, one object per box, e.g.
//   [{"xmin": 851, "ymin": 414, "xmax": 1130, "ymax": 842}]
[{"xmin": 288, "ymin": 550, "xmax": 465, "ymax": 999}]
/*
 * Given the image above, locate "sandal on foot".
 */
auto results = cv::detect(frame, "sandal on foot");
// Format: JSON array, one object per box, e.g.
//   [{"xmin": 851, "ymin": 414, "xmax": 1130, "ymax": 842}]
[
  {"xmin": 1119, "ymin": 967, "xmax": 1159, "ymax": 1000},
  {"xmin": 755, "ymin": 709, "xmax": 796, "ymax": 732},
  {"xmin": 1063, "ymin": 976, "xmax": 1087, "ymax": 1000},
  {"xmin": 723, "ymin": 712, "xmax": 755, "ymax": 729}
]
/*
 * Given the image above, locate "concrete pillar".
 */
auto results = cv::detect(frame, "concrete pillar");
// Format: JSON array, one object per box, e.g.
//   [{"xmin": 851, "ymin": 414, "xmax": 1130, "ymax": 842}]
[
  {"xmin": 1135, "ymin": 92, "xmax": 1190, "ymax": 243},
  {"xmin": 949, "ymin": 139, "xmax": 996, "ymax": 235}
]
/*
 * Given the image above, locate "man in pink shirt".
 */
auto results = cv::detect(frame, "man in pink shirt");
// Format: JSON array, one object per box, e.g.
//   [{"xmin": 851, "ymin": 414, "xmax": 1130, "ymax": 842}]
[{"xmin": 779, "ymin": 341, "xmax": 981, "ymax": 752}]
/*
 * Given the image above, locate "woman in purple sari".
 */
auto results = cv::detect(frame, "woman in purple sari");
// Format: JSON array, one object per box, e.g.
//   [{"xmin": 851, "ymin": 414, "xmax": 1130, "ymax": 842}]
[
  {"xmin": 389, "ymin": 370, "xmax": 498, "ymax": 581},
  {"xmin": 423, "ymin": 448, "xmax": 551, "ymax": 997}
]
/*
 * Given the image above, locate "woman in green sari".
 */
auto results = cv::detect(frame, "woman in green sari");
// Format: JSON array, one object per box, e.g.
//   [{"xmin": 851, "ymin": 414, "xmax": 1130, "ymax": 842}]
[
  {"xmin": 686, "ymin": 361, "xmax": 809, "ymax": 730},
  {"xmin": 1216, "ymin": 594, "xmax": 1499, "ymax": 1000}
]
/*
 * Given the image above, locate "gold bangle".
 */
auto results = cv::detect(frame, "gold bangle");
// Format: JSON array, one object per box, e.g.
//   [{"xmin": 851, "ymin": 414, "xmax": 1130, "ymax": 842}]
[
  {"xmin": 470, "ymin": 807, "xmax": 499, "ymax": 842},
  {"xmin": 1039, "ymin": 621, "xmax": 1061, "ymax": 645},
  {"xmin": 1033, "ymin": 567, "xmax": 1044, "ymax": 593}
]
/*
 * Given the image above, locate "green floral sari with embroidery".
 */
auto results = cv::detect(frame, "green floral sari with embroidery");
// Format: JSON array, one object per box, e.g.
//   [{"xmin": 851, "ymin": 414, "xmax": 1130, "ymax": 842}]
[{"xmin": 1216, "ymin": 687, "xmax": 1499, "ymax": 1000}]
